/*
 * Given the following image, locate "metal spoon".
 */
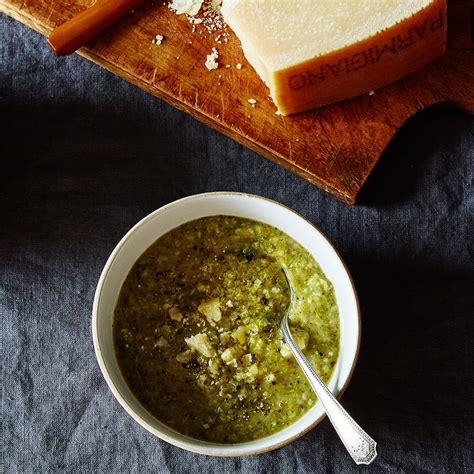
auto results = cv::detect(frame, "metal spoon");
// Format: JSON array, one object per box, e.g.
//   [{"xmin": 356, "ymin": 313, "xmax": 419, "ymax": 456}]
[{"xmin": 281, "ymin": 270, "xmax": 378, "ymax": 465}]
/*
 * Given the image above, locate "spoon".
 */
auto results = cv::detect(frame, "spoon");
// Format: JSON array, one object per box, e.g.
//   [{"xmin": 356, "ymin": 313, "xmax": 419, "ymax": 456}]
[
  {"xmin": 281, "ymin": 269, "xmax": 378, "ymax": 465},
  {"xmin": 48, "ymin": 0, "xmax": 147, "ymax": 56}
]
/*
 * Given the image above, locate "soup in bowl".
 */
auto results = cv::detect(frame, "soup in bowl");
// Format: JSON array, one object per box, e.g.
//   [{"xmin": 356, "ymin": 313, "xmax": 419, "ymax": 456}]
[{"xmin": 93, "ymin": 192, "xmax": 360, "ymax": 456}]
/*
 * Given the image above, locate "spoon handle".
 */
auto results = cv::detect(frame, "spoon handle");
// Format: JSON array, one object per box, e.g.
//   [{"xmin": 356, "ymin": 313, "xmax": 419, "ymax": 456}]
[
  {"xmin": 48, "ymin": 0, "xmax": 146, "ymax": 56},
  {"xmin": 282, "ymin": 320, "xmax": 377, "ymax": 465}
]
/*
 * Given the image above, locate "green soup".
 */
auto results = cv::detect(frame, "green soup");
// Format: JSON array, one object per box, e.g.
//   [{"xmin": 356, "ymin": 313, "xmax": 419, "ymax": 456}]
[{"xmin": 113, "ymin": 216, "xmax": 339, "ymax": 442}]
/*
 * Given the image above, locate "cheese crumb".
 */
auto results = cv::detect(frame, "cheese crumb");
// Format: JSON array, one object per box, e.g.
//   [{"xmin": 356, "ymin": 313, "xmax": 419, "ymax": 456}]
[
  {"xmin": 248, "ymin": 98, "xmax": 257, "ymax": 104},
  {"xmin": 169, "ymin": 0, "xmax": 226, "ymax": 36},
  {"xmin": 168, "ymin": 306, "xmax": 183, "ymax": 322},
  {"xmin": 232, "ymin": 326, "xmax": 247, "ymax": 344},
  {"xmin": 280, "ymin": 342, "xmax": 292, "ymax": 358},
  {"xmin": 219, "ymin": 332, "xmax": 230, "ymax": 345},
  {"xmin": 198, "ymin": 298, "xmax": 222, "ymax": 322},
  {"xmin": 176, "ymin": 350, "xmax": 194, "ymax": 363},
  {"xmin": 152, "ymin": 34, "xmax": 164, "ymax": 45},
  {"xmin": 185, "ymin": 333, "xmax": 216, "ymax": 357},
  {"xmin": 236, "ymin": 63, "xmax": 242, "ymax": 70},
  {"xmin": 205, "ymin": 47, "xmax": 219, "ymax": 70},
  {"xmin": 170, "ymin": 0, "xmax": 204, "ymax": 16},
  {"xmin": 266, "ymin": 373, "xmax": 276, "ymax": 383},
  {"xmin": 153, "ymin": 336, "xmax": 169, "ymax": 349},
  {"xmin": 368, "ymin": 90, "xmax": 375, "ymax": 96},
  {"xmin": 221, "ymin": 348, "xmax": 234, "ymax": 363}
]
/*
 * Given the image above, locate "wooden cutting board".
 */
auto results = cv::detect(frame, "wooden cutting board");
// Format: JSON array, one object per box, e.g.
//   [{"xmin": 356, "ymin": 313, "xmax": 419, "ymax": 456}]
[{"xmin": 2, "ymin": 0, "xmax": 473, "ymax": 203}]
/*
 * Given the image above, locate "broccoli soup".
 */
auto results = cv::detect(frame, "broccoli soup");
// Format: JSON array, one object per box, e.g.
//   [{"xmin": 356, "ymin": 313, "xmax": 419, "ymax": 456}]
[{"xmin": 113, "ymin": 216, "xmax": 339, "ymax": 443}]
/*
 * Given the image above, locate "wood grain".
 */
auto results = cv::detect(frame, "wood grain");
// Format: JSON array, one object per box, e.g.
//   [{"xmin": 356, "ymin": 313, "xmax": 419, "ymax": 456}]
[{"xmin": 2, "ymin": 0, "xmax": 473, "ymax": 203}]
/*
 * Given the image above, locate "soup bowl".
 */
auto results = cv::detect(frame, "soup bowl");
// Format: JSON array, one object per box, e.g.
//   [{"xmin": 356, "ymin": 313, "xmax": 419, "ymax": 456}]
[{"xmin": 92, "ymin": 192, "xmax": 360, "ymax": 456}]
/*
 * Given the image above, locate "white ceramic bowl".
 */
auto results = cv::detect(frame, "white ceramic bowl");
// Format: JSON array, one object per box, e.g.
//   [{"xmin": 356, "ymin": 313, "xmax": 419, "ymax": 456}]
[{"xmin": 93, "ymin": 192, "xmax": 360, "ymax": 456}]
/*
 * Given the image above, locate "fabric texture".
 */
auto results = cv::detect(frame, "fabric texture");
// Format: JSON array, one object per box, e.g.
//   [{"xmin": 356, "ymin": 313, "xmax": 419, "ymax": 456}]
[{"xmin": 1, "ymin": 14, "xmax": 473, "ymax": 473}]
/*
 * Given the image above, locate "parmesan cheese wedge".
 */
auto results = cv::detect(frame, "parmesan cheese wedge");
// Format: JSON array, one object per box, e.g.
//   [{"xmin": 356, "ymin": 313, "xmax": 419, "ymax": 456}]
[{"xmin": 221, "ymin": 0, "xmax": 447, "ymax": 115}]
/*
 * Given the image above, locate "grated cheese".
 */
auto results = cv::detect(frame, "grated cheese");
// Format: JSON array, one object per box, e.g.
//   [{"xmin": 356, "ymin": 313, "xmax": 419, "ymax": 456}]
[
  {"xmin": 169, "ymin": 0, "xmax": 204, "ymax": 16},
  {"xmin": 205, "ymin": 47, "xmax": 219, "ymax": 70},
  {"xmin": 152, "ymin": 34, "xmax": 164, "ymax": 45}
]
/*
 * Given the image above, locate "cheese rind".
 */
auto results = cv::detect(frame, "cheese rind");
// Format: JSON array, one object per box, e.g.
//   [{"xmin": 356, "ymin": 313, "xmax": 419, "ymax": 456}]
[{"xmin": 222, "ymin": 0, "xmax": 447, "ymax": 115}]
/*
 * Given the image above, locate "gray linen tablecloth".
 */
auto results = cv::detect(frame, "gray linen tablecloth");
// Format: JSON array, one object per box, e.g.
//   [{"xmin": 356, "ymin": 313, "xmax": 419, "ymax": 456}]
[{"xmin": 2, "ymin": 14, "xmax": 473, "ymax": 473}]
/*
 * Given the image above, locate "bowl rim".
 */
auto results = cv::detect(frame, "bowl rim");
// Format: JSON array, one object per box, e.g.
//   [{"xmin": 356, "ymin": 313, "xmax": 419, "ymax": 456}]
[{"xmin": 92, "ymin": 191, "xmax": 361, "ymax": 456}]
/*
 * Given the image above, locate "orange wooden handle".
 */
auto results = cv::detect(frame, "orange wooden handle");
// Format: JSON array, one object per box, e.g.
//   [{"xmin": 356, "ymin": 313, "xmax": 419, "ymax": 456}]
[{"xmin": 48, "ymin": 0, "xmax": 146, "ymax": 56}]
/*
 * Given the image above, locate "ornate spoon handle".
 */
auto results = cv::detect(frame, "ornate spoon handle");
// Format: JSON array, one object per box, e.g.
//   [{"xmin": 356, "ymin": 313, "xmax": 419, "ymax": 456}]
[{"xmin": 282, "ymin": 318, "xmax": 377, "ymax": 465}]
